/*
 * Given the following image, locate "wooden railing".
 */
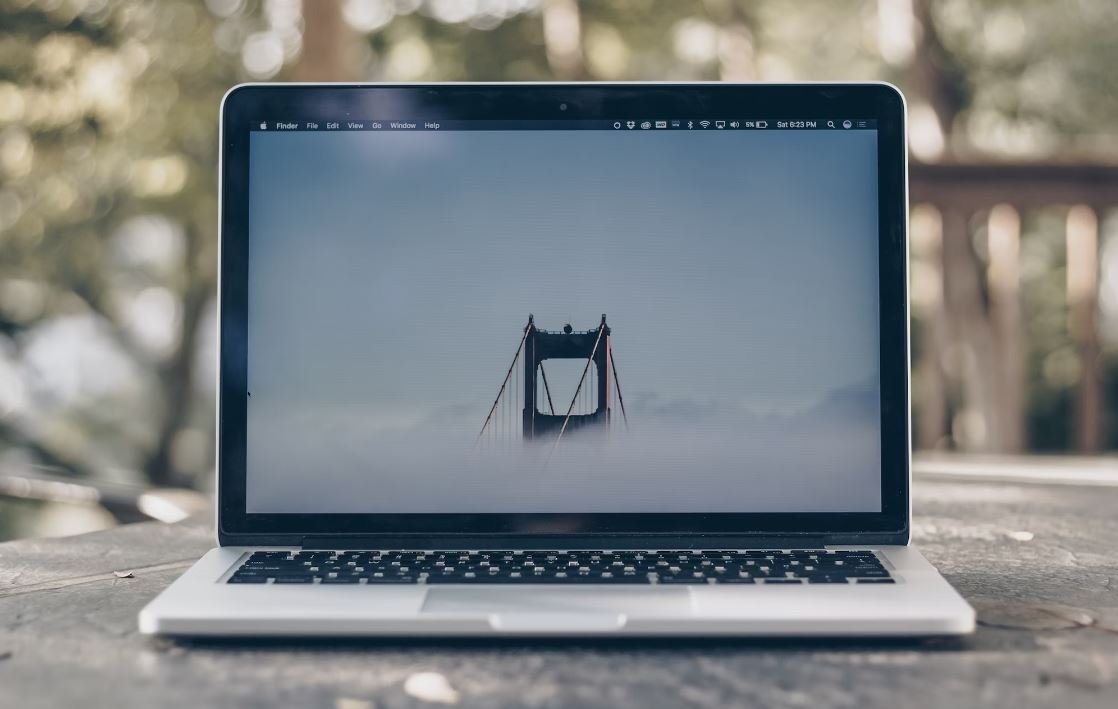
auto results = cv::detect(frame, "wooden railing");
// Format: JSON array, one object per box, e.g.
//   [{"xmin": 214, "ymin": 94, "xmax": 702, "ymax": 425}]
[{"xmin": 909, "ymin": 162, "xmax": 1118, "ymax": 453}]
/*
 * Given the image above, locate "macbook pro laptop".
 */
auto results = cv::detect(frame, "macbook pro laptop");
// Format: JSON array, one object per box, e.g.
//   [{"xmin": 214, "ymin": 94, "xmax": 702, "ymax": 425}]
[{"xmin": 140, "ymin": 83, "xmax": 975, "ymax": 637}]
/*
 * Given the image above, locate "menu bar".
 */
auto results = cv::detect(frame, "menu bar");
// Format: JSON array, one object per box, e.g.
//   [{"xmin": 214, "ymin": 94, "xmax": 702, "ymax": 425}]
[{"xmin": 253, "ymin": 119, "xmax": 877, "ymax": 132}]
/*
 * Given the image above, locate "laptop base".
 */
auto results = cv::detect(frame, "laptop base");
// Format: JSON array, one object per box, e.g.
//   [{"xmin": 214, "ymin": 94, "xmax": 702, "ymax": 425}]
[{"xmin": 140, "ymin": 545, "xmax": 974, "ymax": 637}]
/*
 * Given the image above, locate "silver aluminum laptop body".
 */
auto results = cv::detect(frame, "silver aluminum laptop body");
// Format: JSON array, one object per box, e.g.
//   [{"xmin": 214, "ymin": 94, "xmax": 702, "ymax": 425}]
[{"xmin": 140, "ymin": 82, "xmax": 975, "ymax": 637}]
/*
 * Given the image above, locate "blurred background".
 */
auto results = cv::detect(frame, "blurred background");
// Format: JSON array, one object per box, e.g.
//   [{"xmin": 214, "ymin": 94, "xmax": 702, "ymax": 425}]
[{"xmin": 0, "ymin": 0, "xmax": 1116, "ymax": 540}]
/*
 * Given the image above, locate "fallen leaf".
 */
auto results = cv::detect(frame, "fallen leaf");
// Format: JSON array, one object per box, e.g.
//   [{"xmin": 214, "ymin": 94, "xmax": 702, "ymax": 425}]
[
  {"xmin": 404, "ymin": 672, "xmax": 460, "ymax": 704},
  {"xmin": 113, "ymin": 570, "xmax": 135, "ymax": 579}
]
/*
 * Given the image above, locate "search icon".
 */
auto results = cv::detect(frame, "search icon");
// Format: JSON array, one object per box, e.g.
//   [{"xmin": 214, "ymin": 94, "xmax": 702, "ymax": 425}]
[{"xmin": 827, "ymin": 120, "xmax": 835, "ymax": 128}]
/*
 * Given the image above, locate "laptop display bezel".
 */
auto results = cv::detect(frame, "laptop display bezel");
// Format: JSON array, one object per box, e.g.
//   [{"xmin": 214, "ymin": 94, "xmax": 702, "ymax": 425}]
[{"xmin": 216, "ymin": 83, "xmax": 909, "ymax": 544}]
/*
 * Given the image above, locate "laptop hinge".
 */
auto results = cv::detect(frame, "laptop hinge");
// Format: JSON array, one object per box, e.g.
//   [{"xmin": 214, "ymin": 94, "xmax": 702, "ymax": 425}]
[{"xmin": 297, "ymin": 535, "xmax": 832, "ymax": 550}]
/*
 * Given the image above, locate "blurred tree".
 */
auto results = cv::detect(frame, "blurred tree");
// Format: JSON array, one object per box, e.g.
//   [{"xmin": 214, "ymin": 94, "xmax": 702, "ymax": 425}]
[
  {"xmin": 0, "ymin": 0, "xmax": 242, "ymax": 491},
  {"xmin": 294, "ymin": 0, "xmax": 357, "ymax": 81}
]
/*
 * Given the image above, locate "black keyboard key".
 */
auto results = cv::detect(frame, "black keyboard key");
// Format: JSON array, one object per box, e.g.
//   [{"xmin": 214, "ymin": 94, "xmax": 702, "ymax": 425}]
[
  {"xmin": 658, "ymin": 576, "xmax": 710, "ymax": 585},
  {"xmin": 364, "ymin": 576, "xmax": 416, "ymax": 584},
  {"xmin": 807, "ymin": 576, "xmax": 851, "ymax": 584},
  {"xmin": 856, "ymin": 578, "xmax": 896, "ymax": 584},
  {"xmin": 321, "ymin": 576, "xmax": 362, "ymax": 584},
  {"xmin": 228, "ymin": 575, "xmax": 269, "ymax": 584},
  {"xmin": 273, "ymin": 576, "xmax": 314, "ymax": 584}
]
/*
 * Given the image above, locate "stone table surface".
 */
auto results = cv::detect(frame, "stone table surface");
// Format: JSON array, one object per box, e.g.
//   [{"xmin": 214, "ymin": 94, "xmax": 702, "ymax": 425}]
[{"xmin": 2, "ymin": 477, "xmax": 1117, "ymax": 708}]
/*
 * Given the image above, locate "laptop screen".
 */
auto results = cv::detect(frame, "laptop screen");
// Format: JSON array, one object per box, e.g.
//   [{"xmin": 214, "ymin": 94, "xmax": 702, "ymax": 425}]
[{"xmin": 244, "ymin": 119, "xmax": 881, "ymax": 515}]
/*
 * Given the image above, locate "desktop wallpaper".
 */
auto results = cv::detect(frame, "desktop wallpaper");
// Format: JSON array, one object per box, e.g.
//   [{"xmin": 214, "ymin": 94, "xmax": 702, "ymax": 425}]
[{"xmin": 245, "ymin": 127, "xmax": 882, "ymax": 513}]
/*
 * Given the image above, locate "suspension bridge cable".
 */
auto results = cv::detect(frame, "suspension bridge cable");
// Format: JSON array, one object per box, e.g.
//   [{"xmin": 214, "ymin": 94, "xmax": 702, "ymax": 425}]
[
  {"xmin": 530, "ymin": 337, "xmax": 535, "ymax": 436},
  {"xmin": 539, "ymin": 362, "xmax": 557, "ymax": 415},
  {"xmin": 475, "ymin": 320, "xmax": 531, "ymax": 448},
  {"xmin": 609, "ymin": 342, "xmax": 629, "ymax": 429},
  {"xmin": 547, "ymin": 323, "xmax": 606, "ymax": 461},
  {"xmin": 513, "ymin": 341, "xmax": 519, "ymax": 450}
]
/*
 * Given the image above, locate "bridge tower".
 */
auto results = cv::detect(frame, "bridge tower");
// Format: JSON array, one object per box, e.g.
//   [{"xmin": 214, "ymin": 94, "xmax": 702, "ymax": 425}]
[
  {"xmin": 523, "ymin": 314, "xmax": 612, "ymax": 439},
  {"xmin": 476, "ymin": 314, "xmax": 627, "ymax": 449}
]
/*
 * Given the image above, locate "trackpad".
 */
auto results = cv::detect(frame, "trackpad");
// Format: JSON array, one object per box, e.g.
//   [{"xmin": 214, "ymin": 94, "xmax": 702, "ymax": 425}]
[{"xmin": 421, "ymin": 587, "xmax": 692, "ymax": 616}]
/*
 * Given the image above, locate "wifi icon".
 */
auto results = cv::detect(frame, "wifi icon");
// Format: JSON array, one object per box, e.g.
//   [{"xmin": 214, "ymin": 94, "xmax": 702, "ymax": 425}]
[{"xmin": 699, "ymin": 120, "xmax": 711, "ymax": 128}]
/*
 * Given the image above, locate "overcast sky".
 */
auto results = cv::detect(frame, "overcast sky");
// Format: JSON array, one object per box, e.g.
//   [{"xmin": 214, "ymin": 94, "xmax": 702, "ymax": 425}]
[{"xmin": 248, "ymin": 128, "xmax": 879, "ymax": 416}]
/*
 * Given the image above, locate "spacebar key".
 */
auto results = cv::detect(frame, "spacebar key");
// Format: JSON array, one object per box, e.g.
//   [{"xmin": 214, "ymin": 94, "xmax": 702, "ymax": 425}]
[
  {"xmin": 363, "ymin": 576, "xmax": 416, "ymax": 584},
  {"xmin": 516, "ymin": 575, "xmax": 651, "ymax": 584},
  {"xmin": 424, "ymin": 575, "xmax": 651, "ymax": 584}
]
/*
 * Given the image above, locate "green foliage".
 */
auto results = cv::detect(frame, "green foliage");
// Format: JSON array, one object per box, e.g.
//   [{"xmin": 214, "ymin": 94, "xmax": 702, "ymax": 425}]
[{"xmin": 0, "ymin": 0, "xmax": 242, "ymax": 487}]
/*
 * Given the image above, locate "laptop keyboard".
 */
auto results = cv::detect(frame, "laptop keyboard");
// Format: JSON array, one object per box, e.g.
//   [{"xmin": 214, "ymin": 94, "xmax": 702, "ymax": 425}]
[{"xmin": 227, "ymin": 549, "xmax": 893, "ymax": 585}]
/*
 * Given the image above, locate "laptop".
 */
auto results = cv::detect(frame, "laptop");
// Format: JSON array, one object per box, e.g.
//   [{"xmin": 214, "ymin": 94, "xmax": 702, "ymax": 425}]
[{"xmin": 139, "ymin": 83, "xmax": 975, "ymax": 637}]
